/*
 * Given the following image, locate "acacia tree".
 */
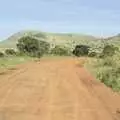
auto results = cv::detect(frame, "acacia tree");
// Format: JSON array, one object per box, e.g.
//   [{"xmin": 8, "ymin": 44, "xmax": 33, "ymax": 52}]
[
  {"xmin": 17, "ymin": 36, "xmax": 50, "ymax": 57},
  {"xmin": 17, "ymin": 36, "xmax": 39, "ymax": 54}
]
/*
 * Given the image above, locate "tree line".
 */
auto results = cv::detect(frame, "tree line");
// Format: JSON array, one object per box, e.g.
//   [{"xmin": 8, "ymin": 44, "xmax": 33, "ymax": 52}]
[{"xmin": 0, "ymin": 36, "xmax": 118, "ymax": 58}]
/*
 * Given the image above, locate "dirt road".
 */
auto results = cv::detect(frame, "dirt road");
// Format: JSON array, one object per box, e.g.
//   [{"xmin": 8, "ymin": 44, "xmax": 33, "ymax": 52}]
[{"xmin": 0, "ymin": 58, "xmax": 120, "ymax": 120}]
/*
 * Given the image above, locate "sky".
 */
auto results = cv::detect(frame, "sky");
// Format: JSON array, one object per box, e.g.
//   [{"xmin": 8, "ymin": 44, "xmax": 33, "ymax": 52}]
[{"xmin": 0, "ymin": 0, "xmax": 120, "ymax": 40}]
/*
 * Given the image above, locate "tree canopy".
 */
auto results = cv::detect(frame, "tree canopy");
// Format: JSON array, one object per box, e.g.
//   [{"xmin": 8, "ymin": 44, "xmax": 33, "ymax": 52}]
[
  {"xmin": 16, "ymin": 36, "xmax": 50, "ymax": 57},
  {"xmin": 73, "ymin": 45, "xmax": 90, "ymax": 56}
]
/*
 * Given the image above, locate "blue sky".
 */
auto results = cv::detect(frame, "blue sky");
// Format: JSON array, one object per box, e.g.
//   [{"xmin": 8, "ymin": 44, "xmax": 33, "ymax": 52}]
[{"xmin": 0, "ymin": 0, "xmax": 120, "ymax": 40}]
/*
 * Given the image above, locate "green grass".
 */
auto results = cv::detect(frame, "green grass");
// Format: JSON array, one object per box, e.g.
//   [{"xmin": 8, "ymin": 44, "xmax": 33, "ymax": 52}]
[
  {"xmin": 0, "ymin": 56, "xmax": 33, "ymax": 69},
  {"xmin": 0, "ymin": 55, "xmax": 72, "ymax": 70},
  {"xmin": 85, "ymin": 55, "xmax": 120, "ymax": 92}
]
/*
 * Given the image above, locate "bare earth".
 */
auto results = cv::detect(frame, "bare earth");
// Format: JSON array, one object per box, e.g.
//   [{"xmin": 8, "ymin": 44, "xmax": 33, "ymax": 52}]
[{"xmin": 0, "ymin": 58, "xmax": 120, "ymax": 120}]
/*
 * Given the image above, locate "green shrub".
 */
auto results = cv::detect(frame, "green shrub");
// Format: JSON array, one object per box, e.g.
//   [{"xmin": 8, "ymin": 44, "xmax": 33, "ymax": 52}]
[
  {"xmin": 98, "ymin": 53, "xmax": 104, "ymax": 58},
  {"xmin": 16, "ymin": 36, "xmax": 50, "ymax": 58},
  {"xmin": 102, "ymin": 45, "xmax": 117, "ymax": 57},
  {"xmin": 88, "ymin": 52, "xmax": 97, "ymax": 57},
  {"xmin": 5, "ymin": 49, "xmax": 16, "ymax": 55},
  {"xmin": 97, "ymin": 67, "xmax": 120, "ymax": 91},
  {"xmin": 92, "ymin": 55, "xmax": 120, "ymax": 91},
  {"xmin": 0, "ymin": 52, "xmax": 4, "ymax": 57},
  {"xmin": 15, "ymin": 51, "xmax": 26, "ymax": 56},
  {"xmin": 17, "ymin": 36, "xmax": 40, "ymax": 54},
  {"xmin": 102, "ymin": 57, "xmax": 115, "ymax": 66},
  {"xmin": 73, "ymin": 45, "xmax": 90, "ymax": 57},
  {"xmin": 51, "ymin": 45, "xmax": 69, "ymax": 56}
]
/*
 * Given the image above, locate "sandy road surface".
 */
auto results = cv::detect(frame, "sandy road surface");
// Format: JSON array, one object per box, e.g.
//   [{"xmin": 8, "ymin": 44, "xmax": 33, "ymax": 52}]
[{"xmin": 0, "ymin": 58, "xmax": 120, "ymax": 120}]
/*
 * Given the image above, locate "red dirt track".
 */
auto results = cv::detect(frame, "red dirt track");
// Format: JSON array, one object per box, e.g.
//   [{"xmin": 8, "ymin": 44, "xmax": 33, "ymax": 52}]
[{"xmin": 0, "ymin": 58, "xmax": 120, "ymax": 120}]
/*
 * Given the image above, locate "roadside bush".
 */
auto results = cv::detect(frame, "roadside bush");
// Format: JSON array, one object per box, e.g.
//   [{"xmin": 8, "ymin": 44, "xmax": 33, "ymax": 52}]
[
  {"xmin": 51, "ymin": 45, "xmax": 69, "ymax": 56},
  {"xmin": 0, "ymin": 52, "xmax": 4, "ymax": 57},
  {"xmin": 5, "ymin": 49, "xmax": 16, "ymax": 55},
  {"xmin": 98, "ymin": 53, "xmax": 104, "ymax": 58},
  {"xmin": 88, "ymin": 52, "xmax": 97, "ymax": 57},
  {"xmin": 16, "ymin": 36, "xmax": 50, "ymax": 58},
  {"xmin": 97, "ymin": 67, "xmax": 120, "ymax": 91},
  {"xmin": 100, "ymin": 57, "xmax": 115, "ymax": 66},
  {"xmin": 102, "ymin": 45, "xmax": 117, "ymax": 57},
  {"xmin": 17, "ymin": 36, "xmax": 40, "ymax": 54},
  {"xmin": 93, "ymin": 56, "xmax": 120, "ymax": 91},
  {"xmin": 73, "ymin": 45, "xmax": 90, "ymax": 57},
  {"xmin": 15, "ymin": 51, "xmax": 26, "ymax": 56}
]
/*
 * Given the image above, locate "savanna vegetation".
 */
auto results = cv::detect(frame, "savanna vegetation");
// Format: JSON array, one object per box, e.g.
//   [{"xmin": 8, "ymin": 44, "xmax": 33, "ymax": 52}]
[
  {"xmin": 0, "ymin": 52, "xmax": 4, "ymax": 57},
  {"xmin": 86, "ymin": 43, "xmax": 120, "ymax": 92},
  {"xmin": 51, "ymin": 45, "xmax": 70, "ymax": 56},
  {"xmin": 73, "ymin": 45, "xmax": 90, "ymax": 56},
  {"xmin": 16, "ymin": 36, "xmax": 50, "ymax": 58},
  {"xmin": 0, "ymin": 31, "xmax": 120, "ymax": 92},
  {"xmin": 5, "ymin": 49, "xmax": 16, "ymax": 55}
]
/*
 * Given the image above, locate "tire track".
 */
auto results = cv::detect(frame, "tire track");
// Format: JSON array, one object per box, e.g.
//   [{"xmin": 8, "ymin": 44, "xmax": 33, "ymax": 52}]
[
  {"xmin": 0, "ymin": 67, "xmax": 28, "ymax": 108},
  {"xmin": 76, "ymin": 67, "xmax": 119, "ymax": 120},
  {"xmin": 0, "ymin": 67, "xmax": 28, "ymax": 87}
]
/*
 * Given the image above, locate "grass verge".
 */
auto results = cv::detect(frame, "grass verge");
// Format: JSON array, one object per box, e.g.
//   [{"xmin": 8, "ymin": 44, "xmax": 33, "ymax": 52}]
[
  {"xmin": 0, "ymin": 56, "xmax": 33, "ymax": 69},
  {"xmin": 85, "ymin": 56, "xmax": 120, "ymax": 92}
]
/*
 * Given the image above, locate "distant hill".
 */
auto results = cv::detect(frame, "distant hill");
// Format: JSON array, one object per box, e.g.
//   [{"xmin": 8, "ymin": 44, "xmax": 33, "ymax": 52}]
[
  {"xmin": 103, "ymin": 34, "xmax": 120, "ymax": 47},
  {"xmin": 105, "ymin": 34, "xmax": 120, "ymax": 41},
  {"xmin": 1, "ymin": 30, "xmax": 120, "ymax": 53},
  {"xmin": 0, "ymin": 30, "xmax": 98, "ymax": 50}
]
